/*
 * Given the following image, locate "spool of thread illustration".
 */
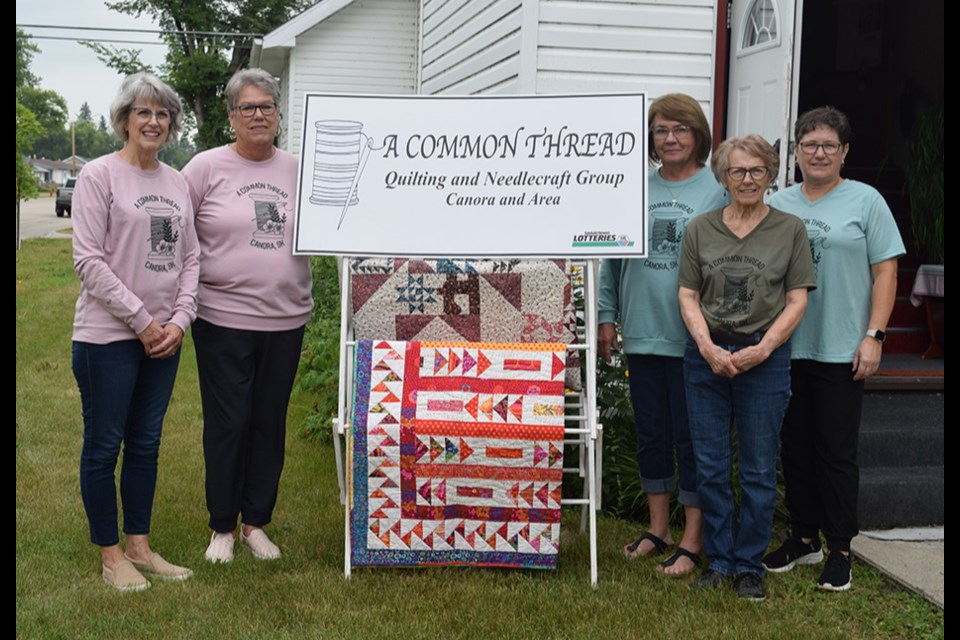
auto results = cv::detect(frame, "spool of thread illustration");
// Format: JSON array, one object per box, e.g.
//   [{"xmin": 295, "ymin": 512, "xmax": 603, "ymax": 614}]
[
  {"xmin": 719, "ymin": 264, "xmax": 755, "ymax": 315},
  {"xmin": 649, "ymin": 211, "xmax": 684, "ymax": 259},
  {"xmin": 146, "ymin": 205, "xmax": 178, "ymax": 259},
  {"xmin": 309, "ymin": 120, "xmax": 377, "ymax": 229},
  {"xmin": 249, "ymin": 192, "xmax": 284, "ymax": 238}
]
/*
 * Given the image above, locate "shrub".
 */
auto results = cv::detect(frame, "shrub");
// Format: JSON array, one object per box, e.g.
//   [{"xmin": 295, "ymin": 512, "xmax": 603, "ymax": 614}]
[{"xmin": 296, "ymin": 256, "xmax": 342, "ymax": 442}]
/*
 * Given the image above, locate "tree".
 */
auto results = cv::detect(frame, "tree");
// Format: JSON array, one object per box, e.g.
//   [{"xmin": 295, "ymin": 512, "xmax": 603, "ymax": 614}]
[
  {"xmin": 22, "ymin": 86, "xmax": 71, "ymax": 160},
  {"xmin": 16, "ymin": 28, "xmax": 40, "ymax": 91},
  {"xmin": 82, "ymin": 41, "xmax": 153, "ymax": 77},
  {"xmin": 73, "ymin": 118, "xmax": 121, "ymax": 159},
  {"xmin": 20, "ymin": 87, "xmax": 69, "ymax": 132},
  {"xmin": 16, "ymin": 29, "xmax": 72, "ymax": 162},
  {"xmin": 158, "ymin": 136, "xmax": 196, "ymax": 170},
  {"xmin": 78, "ymin": 102, "xmax": 94, "ymax": 123},
  {"xmin": 90, "ymin": 0, "xmax": 313, "ymax": 150},
  {"xmin": 31, "ymin": 127, "xmax": 71, "ymax": 161},
  {"xmin": 17, "ymin": 102, "xmax": 44, "ymax": 200}
]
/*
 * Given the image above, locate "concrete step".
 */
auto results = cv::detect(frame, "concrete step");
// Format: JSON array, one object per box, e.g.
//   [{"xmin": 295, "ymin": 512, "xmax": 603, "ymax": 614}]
[
  {"xmin": 858, "ymin": 391, "xmax": 943, "ymax": 528},
  {"xmin": 859, "ymin": 465, "xmax": 944, "ymax": 528},
  {"xmin": 859, "ymin": 392, "xmax": 944, "ymax": 467}
]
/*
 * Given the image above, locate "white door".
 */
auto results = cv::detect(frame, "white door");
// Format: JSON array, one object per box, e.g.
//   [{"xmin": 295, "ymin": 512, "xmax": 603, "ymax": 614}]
[{"xmin": 726, "ymin": 0, "xmax": 803, "ymax": 189}]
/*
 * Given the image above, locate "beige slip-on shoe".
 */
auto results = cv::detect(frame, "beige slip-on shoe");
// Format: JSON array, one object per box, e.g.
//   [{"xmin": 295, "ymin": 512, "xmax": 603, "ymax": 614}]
[
  {"xmin": 126, "ymin": 552, "xmax": 193, "ymax": 581},
  {"xmin": 102, "ymin": 560, "xmax": 150, "ymax": 592}
]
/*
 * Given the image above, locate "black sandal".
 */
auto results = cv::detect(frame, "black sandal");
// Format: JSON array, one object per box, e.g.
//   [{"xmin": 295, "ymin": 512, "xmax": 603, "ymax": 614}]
[
  {"xmin": 656, "ymin": 547, "xmax": 702, "ymax": 577},
  {"xmin": 622, "ymin": 531, "xmax": 671, "ymax": 558}
]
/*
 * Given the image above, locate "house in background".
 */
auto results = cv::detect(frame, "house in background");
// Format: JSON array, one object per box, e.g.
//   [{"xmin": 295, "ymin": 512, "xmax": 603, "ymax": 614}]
[{"xmin": 27, "ymin": 157, "xmax": 81, "ymax": 186}]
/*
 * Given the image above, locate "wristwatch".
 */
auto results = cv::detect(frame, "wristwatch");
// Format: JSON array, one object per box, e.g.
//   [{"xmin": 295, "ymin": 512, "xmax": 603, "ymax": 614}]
[{"xmin": 866, "ymin": 329, "xmax": 886, "ymax": 343}]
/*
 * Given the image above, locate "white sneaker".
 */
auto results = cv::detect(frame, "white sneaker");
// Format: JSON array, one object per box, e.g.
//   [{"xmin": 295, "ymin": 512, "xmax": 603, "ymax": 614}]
[
  {"xmin": 205, "ymin": 531, "xmax": 235, "ymax": 563},
  {"xmin": 240, "ymin": 527, "xmax": 281, "ymax": 560}
]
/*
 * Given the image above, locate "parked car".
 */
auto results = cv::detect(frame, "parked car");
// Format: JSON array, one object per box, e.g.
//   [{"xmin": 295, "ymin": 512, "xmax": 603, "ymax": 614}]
[{"xmin": 56, "ymin": 178, "xmax": 76, "ymax": 218}]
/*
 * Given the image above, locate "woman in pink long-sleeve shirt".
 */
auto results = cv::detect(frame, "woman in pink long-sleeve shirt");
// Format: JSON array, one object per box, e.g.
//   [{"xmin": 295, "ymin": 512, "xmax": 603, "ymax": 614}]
[
  {"xmin": 72, "ymin": 73, "xmax": 199, "ymax": 591},
  {"xmin": 182, "ymin": 68, "xmax": 313, "ymax": 564}
]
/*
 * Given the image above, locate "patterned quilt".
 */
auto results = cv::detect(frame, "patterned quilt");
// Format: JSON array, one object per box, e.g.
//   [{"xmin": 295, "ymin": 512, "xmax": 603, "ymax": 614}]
[
  {"xmin": 350, "ymin": 258, "xmax": 581, "ymax": 391},
  {"xmin": 350, "ymin": 340, "xmax": 566, "ymax": 569}
]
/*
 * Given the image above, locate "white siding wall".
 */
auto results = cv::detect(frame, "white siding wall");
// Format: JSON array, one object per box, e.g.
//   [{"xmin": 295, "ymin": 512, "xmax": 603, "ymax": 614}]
[
  {"xmin": 536, "ymin": 0, "xmax": 718, "ymax": 117},
  {"xmin": 279, "ymin": 62, "xmax": 292, "ymax": 151},
  {"xmin": 285, "ymin": 0, "xmax": 419, "ymax": 154},
  {"xmin": 421, "ymin": 0, "xmax": 524, "ymax": 95}
]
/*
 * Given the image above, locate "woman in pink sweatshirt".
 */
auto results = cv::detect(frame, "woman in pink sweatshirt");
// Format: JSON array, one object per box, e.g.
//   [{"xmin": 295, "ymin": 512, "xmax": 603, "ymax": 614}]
[
  {"xmin": 72, "ymin": 73, "xmax": 199, "ymax": 591},
  {"xmin": 182, "ymin": 69, "xmax": 313, "ymax": 564}
]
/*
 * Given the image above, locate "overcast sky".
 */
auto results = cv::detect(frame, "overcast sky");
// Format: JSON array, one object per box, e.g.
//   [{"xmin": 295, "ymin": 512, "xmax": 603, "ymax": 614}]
[{"xmin": 16, "ymin": 0, "xmax": 167, "ymax": 121}]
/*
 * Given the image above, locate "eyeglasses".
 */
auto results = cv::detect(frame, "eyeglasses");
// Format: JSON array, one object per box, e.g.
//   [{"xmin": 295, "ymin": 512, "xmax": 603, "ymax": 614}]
[
  {"xmin": 797, "ymin": 141, "xmax": 842, "ymax": 155},
  {"xmin": 235, "ymin": 102, "xmax": 277, "ymax": 117},
  {"xmin": 727, "ymin": 166, "xmax": 769, "ymax": 181},
  {"xmin": 651, "ymin": 125, "xmax": 693, "ymax": 139},
  {"xmin": 131, "ymin": 107, "xmax": 175, "ymax": 122}
]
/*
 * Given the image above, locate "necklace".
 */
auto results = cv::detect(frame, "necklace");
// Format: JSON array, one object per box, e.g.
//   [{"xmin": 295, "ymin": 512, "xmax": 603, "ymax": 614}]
[
  {"xmin": 659, "ymin": 166, "xmax": 699, "ymax": 204},
  {"xmin": 662, "ymin": 180, "xmax": 690, "ymax": 205}
]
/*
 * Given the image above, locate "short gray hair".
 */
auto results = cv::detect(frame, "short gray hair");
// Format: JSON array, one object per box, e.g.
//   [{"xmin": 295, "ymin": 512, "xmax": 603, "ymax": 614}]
[
  {"xmin": 110, "ymin": 72, "xmax": 184, "ymax": 143},
  {"xmin": 225, "ymin": 68, "xmax": 281, "ymax": 111},
  {"xmin": 711, "ymin": 134, "xmax": 780, "ymax": 185}
]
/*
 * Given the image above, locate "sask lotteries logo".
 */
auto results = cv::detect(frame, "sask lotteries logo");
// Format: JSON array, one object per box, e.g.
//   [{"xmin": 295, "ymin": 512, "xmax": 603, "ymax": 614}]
[{"xmin": 571, "ymin": 231, "xmax": 634, "ymax": 248}]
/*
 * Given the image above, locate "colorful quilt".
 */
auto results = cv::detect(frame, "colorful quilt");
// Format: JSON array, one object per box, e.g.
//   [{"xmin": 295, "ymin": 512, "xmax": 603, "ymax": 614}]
[
  {"xmin": 350, "ymin": 340, "xmax": 566, "ymax": 569},
  {"xmin": 350, "ymin": 258, "xmax": 581, "ymax": 391}
]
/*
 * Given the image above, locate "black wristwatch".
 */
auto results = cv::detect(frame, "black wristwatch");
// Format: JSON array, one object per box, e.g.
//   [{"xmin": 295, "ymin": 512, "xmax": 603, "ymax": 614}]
[{"xmin": 866, "ymin": 329, "xmax": 886, "ymax": 343}]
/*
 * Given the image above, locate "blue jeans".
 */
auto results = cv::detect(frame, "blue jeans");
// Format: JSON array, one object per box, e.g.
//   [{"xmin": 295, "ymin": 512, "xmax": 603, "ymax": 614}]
[
  {"xmin": 73, "ymin": 340, "xmax": 180, "ymax": 546},
  {"xmin": 684, "ymin": 341, "xmax": 791, "ymax": 576},
  {"xmin": 626, "ymin": 354, "xmax": 698, "ymax": 507}
]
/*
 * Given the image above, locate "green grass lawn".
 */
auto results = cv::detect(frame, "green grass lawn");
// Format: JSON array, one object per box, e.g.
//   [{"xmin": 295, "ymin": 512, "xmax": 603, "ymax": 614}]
[{"xmin": 16, "ymin": 239, "xmax": 943, "ymax": 640}]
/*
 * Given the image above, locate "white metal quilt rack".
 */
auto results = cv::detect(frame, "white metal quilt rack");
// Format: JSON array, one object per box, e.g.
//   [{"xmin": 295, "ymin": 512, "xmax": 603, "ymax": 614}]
[{"xmin": 330, "ymin": 258, "xmax": 603, "ymax": 586}]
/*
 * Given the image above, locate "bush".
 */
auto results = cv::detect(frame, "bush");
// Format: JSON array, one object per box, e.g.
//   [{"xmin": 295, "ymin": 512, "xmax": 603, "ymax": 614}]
[
  {"xmin": 595, "ymin": 355, "xmax": 659, "ymax": 522},
  {"xmin": 296, "ymin": 256, "xmax": 342, "ymax": 442}
]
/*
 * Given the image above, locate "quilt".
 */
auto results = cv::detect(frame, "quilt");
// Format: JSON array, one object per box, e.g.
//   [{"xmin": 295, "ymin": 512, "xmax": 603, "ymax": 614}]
[
  {"xmin": 350, "ymin": 340, "xmax": 566, "ymax": 569},
  {"xmin": 350, "ymin": 258, "xmax": 581, "ymax": 391}
]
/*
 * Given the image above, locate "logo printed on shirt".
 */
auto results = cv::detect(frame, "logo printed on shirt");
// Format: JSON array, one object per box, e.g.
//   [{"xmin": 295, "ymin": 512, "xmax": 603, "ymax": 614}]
[
  {"xmin": 803, "ymin": 219, "xmax": 831, "ymax": 277},
  {"xmin": 645, "ymin": 202, "xmax": 691, "ymax": 270},
  {"xmin": 142, "ymin": 199, "xmax": 185, "ymax": 272},
  {"xmin": 705, "ymin": 255, "xmax": 765, "ymax": 331},
  {"xmin": 244, "ymin": 188, "xmax": 291, "ymax": 251}
]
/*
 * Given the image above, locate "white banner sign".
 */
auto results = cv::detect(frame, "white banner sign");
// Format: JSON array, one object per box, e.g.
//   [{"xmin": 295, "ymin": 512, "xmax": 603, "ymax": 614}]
[{"xmin": 294, "ymin": 93, "xmax": 648, "ymax": 257}]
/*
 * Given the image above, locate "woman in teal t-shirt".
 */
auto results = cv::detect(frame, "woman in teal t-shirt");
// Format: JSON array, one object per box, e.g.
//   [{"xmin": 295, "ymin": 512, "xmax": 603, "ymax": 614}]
[
  {"xmin": 763, "ymin": 107, "xmax": 905, "ymax": 592},
  {"xmin": 598, "ymin": 94, "xmax": 726, "ymax": 576}
]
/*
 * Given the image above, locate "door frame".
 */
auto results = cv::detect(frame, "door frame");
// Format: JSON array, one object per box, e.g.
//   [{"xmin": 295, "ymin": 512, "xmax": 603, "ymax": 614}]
[{"xmin": 714, "ymin": 0, "xmax": 806, "ymax": 189}]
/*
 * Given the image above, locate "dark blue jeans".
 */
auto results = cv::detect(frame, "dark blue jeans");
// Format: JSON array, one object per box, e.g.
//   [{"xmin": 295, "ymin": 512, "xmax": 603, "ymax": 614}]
[
  {"xmin": 684, "ymin": 341, "xmax": 791, "ymax": 576},
  {"xmin": 626, "ymin": 354, "xmax": 698, "ymax": 507},
  {"xmin": 73, "ymin": 340, "xmax": 180, "ymax": 546}
]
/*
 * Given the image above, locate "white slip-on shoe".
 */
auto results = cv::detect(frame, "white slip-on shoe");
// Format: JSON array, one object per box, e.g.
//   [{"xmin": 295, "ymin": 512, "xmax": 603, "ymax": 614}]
[
  {"xmin": 240, "ymin": 528, "xmax": 281, "ymax": 560},
  {"xmin": 205, "ymin": 531, "xmax": 235, "ymax": 564}
]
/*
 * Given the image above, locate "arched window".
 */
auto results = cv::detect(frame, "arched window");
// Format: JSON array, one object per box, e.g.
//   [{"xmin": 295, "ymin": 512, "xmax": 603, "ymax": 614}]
[{"xmin": 741, "ymin": 0, "xmax": 780, "ymax": 52}]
